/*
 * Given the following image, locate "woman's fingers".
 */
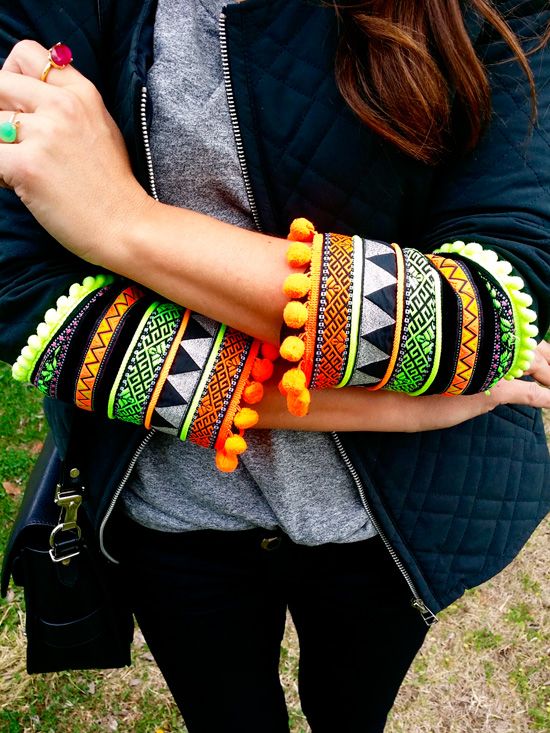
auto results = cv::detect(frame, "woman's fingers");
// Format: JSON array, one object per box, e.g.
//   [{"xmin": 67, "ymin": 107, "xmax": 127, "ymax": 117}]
[
  {"xmin": 0, "ymin": 69, "xmax": 60, "ymax": 113},
  {"xmin": 525, "ymin": 339, "xmax": 550, "ymax": 386},
  {"xmin": 2, "ymin": 39, "xmax": 79, "ymax": 86},
  {"xmin": 490, "ymin": 377, "xmax": 550, "ymax": 409}
]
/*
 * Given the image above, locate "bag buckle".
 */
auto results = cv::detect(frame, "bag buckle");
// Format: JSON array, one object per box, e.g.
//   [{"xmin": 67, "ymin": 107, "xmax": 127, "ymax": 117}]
[{"xmin": 49, "ymin": 477, "xmax": 83, "ymax": 565}]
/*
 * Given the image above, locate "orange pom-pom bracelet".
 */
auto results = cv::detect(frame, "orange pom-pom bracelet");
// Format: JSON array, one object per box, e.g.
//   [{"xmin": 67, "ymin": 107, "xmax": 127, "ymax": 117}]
[
  {"xmin": 214, "ymin": 343, "xmax": 276, "ymax": 473},
  {"xmin": 278, "ymin": 218, "xmax": 322, "ymax": 416}
]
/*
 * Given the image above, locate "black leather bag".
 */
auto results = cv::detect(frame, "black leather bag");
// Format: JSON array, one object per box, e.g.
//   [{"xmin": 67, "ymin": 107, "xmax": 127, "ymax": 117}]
[{"xmin": 1, "ymin": 432, "xmax": 134, "ymax": 673}]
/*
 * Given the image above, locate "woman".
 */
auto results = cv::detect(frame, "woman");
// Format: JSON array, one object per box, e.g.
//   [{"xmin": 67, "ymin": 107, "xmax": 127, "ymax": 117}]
[{"xmin": 0, "ymin": 0, "xmax": 549, "ymax": 731}]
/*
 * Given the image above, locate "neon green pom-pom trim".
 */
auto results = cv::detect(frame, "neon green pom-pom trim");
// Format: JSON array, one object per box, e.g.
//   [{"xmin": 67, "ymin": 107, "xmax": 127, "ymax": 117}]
[
  {"xmin": 11, "ymin": 273, "xmax": 115, "ymax": 384},
  {"xmin": 435, "ymin": 242, "xmax": 538, "ymax": 380}
]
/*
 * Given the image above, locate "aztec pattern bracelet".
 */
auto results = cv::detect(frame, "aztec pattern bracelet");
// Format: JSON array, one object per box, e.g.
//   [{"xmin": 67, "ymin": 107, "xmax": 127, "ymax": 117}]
[
  {"xmin": 386, "ymin": 248, "xmax": 438, "ymax": 394},
  {"xmin": 426, "ymin": 254, "xmax": 481, "ymax": 396}
]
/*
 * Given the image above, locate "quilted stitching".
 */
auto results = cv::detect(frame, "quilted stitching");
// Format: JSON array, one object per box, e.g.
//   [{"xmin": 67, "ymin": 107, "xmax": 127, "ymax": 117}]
[
  {"xmin": 227, "ymin": 0, "xmax": 431, "ymax": 239},
  {"xmin": 341, "ymin": 407, "xmax": 549, "ymax": 611}
]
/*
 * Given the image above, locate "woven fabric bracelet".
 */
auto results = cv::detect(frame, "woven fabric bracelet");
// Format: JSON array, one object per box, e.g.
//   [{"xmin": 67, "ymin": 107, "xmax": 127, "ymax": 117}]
[
  {"xmin": 143, "ymin": 309, "xmax": 191, "ymax": 429},
  {"xmin": 184, "ymin": 327, "xmax": 257, "ymax": 448},
  {"xmin": 108, "ymin": 301, "xmax": 185, "ymax": 424},
  {"xmin": 279, "ymin": 219, "xmax": 364, "ymax": 412},
  {"xmin": 427, "ymin": 254, "xmax": 481, "ymax": 395},
  {"xmin": 386, "ymin": 248, "xmax": 438, "ymax": 394},
  {"xmin": 179, "ymin": 324, "xmax": 276, "ymax": 472},
  {"xmin": 346, "ymin": 237, "xmax": 398, "ymax": 388},
  {"xmin": 310, "ymin": 232, "xmax": 355, "ymax": 390},
  {"xmin": 435, "ymin": 241, "xmax": 538, "ymax": 379},
  {"xmin": 149, "ymin": 312, "xmax": 220, "ymax": 435},
  {"xmin": 74, "ymin": 284, "xmax": 145, "ymax": 411},
  {"xmin": 31, "ymin": 284, "xmax": 114, "ymax": 399},
  {"xmin": 12, "ymin": 273, "xmax": 115, "ymax": 384},
  {"xmin": 474, "ymin": 268, "xmax": 515, "ymax": 390},
  {"xmin": 410, "ymin": 263, "xmax": 443, "ymax": 396},
  {"xmin": 367, "ymin": 243, "xmax": 406, "ymax": 391},
  {"xmin": 213, "ymin": 341, "xmax": 278, "ymax": 473},
  {"xmin": 337, "ymin": 235, "xmax": 364, "ymax": 387},
  {"xmin": 379, "ymin": 244, "xmax": 412, "ymax": 392}
]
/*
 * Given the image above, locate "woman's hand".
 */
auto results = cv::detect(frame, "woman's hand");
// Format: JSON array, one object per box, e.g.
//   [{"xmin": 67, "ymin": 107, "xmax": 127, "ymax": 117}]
[
  {"xmin": 524, "ymin": 338, "xmax": 550, "ymax": 386},
  {"xmin": 0, "ymin": 40, "xmax": 150, "ymax": 262},
  {"xmin": 256, "ymin": 341, "xmax": 550, "ymax": 433}
]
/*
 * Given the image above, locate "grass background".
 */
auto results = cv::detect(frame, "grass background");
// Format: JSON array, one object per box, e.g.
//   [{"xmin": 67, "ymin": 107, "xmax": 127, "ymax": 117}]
[{"xmin": 0, "ymin": 361, "xmax": 548, "ymax": 733}]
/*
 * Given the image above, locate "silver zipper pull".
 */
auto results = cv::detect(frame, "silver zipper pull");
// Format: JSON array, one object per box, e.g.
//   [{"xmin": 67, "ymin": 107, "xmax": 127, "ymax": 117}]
[{"xmin": 411, "ymin": 598, "xmax": 439, "ymax": 626}]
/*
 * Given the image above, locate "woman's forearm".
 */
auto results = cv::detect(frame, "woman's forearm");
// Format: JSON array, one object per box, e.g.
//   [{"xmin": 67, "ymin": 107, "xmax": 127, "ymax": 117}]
[
  {"xmin": 105, "ymin": 199, "xmax": 290, "ymax": 345},
  {"xmin": 257, "ymin": 376, "xmax": 550, "ymax": 433}
]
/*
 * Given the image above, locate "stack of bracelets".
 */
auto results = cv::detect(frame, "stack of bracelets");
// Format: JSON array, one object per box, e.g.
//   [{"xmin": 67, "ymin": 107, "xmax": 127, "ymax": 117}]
[
  {"xmin": 12, "ymin": 218, "xmax": 538, "ymax": 472},
  {"xmin": 278, "ymin": 219, "xmax": 538, "ymax": 414}
]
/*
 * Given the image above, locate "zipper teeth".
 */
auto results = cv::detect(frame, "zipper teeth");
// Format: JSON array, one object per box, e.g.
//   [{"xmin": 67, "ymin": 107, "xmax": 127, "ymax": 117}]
[
  {"xmin": 99, "ymin": 430, "xmax": 156, "ymax": 563},
  {"xmin": 99, "ymin": 87, "xmax": 161, "ymax": 563},
  {"xmin": 331, "ymin": 431, "xmax": 438, "ymax": 626},
  {"xmin": 140, "ymin": 87, "xmax": 159, "ymax": 202},
  {"xmin": 219, "ymin": 13, "xmax": 263, "ymax": 232}
]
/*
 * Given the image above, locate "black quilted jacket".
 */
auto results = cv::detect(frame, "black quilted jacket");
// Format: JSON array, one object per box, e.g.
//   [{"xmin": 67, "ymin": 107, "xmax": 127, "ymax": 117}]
[{"xmin": 1, "ymin": 0, "xmax": 549, "ymax": 621}]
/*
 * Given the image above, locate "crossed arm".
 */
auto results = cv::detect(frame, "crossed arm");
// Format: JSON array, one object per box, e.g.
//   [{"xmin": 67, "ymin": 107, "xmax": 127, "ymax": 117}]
[{"xmin": 1, "ymin": 40, "xmax": 550, "ymax": 439}]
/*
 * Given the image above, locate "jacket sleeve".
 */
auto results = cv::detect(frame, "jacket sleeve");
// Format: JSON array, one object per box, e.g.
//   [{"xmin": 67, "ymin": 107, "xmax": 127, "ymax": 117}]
[
  {"xmin": 416, "ymin": 0, "xmax": 550, "ymax": 335},
  {"xmin": 0, "ymin": 0, "xmax": 105, "ymax": 364}
]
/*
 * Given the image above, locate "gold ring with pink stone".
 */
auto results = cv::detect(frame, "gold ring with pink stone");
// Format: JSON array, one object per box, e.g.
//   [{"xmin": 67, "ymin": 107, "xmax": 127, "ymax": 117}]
[{"xmin": 40, "ymin": 42, "xmax": 73, "ymax": 82}]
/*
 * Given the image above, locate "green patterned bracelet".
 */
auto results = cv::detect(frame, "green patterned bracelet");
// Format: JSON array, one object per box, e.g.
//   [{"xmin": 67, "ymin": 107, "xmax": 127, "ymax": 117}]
[
  {"xmin": 108, "ymin": 301, "xmax": 185, "ymax": 424},
  {"xmin": 386, "ymin": 248, "xmax": 437, "ymax": 393},
  {"xmin": 410, "ymin": 264, "xmax": 443, "ymax": 396},
  {"xmin": 435, "ymin": 242, "xmax": 538, "ymax": 379}
]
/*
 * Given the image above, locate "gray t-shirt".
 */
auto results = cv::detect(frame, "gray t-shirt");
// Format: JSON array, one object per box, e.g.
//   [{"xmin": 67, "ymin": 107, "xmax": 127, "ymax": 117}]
[{"xmin": 121, "ymin": 0, "xmax": 378, "ymax": 545}]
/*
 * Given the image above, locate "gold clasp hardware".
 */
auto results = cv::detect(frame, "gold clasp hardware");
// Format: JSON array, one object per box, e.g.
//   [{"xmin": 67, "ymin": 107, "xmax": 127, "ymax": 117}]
[
  {"xmin": 48, "ymin": 478, "xmax": 83, "ymax": 564},
  {"xmin": 54, "ymin": 485, "xmax": 83, "ymax": 527}
]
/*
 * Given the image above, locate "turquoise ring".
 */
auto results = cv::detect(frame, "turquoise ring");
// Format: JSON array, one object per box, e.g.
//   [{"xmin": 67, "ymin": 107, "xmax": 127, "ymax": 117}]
[{"xmin": 0, "ymin": 112, "xmax": 20, "ymax": 144}]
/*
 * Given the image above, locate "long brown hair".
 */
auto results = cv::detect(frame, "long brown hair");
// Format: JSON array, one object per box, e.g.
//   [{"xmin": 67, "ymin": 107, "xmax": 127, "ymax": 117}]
[{"xmin": 331, "ymin": 1, "xmax": 550, "ymax": 164}]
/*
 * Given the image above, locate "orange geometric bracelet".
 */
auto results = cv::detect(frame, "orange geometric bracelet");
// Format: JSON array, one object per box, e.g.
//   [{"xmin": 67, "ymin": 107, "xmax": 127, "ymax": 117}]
[
  {"xmin": 186, "ymin": 328, "xmax": 258, "ymax": 450},
  {"xmin": 427, "ymin": 254, "xmax": 480, "ymax": 395},
  {"xmin": 310, "ymin": 232, "xmax": 355, "ymax": 390},
  {"xmin": 74, "ymin": 284, "xmax": 145, "ymax": 411},
  {"xmin": 214, "ymin": 341, "xmax": 278, "ymax": 472}
]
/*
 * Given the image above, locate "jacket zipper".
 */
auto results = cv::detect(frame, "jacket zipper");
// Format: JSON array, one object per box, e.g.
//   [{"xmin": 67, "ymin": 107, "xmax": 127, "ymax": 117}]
[
  {"xmin": 98, "ymin": 86, "xmax": 159, "ymax": 563},
  {"xmin": 219, "ymin": 10, "xmax": 437, "ymax": 626},
  {"xmin": 219, "ymin": 13, "xmax": 263, "ymax": 232},
  {"xmin": 139, "ymin": 87, "xmax": 159, "ymax": 201},
  {"xmin": 331, "ymin": 432, "xmax": 438, "ymax": 626},
  {"xmin": 99, "ymin": 430, "xmax": 156, "ymax": 562}
]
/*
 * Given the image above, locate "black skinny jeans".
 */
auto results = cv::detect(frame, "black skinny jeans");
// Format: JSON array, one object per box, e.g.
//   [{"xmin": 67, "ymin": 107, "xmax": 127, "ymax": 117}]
[{"xmin": 114, "ymin": 512, "xmax": 429, "ymax": 733}]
